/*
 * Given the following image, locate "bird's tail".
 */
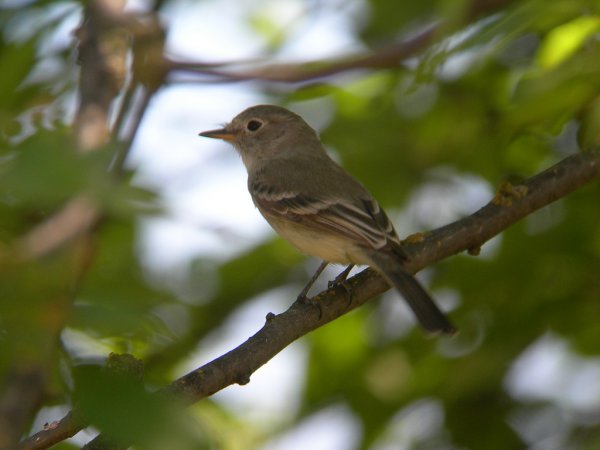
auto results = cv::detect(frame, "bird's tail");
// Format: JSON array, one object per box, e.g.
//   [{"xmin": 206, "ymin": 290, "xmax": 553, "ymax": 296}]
[{"xmin": 367, "ymin": 251, "xmax": 456, "ymax": 335}]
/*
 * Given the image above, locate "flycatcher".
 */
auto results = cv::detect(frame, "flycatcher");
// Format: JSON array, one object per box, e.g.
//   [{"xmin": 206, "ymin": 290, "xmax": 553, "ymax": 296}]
[{"xmin": 200, "ymin": 105, "xmax": 456, "ymax": 335}]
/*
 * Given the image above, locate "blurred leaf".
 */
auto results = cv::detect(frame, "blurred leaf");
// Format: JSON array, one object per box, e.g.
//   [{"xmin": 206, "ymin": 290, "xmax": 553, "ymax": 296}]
[
  {"xmin": 361, "ymin": 0, "xmax": 438, "ymax": 42},
  {"xmin": 577, "ymin": 93, "xmax": 600, "ymax": 150},
  {"xmin": 74, "ymin": 363, "xmax": 210, "ymax": 449},
  {"xmin": 0, "ymin": 37, "xmax": 37, "ymax": 111},
  {"xmin": 0, "ymin": 129, "xmax": 86, "ymax": 208},
  {"xmin": 73, "ymin": 219, "xmax": 174, "ymax": 343},
  {"xmin": 537, "ymin": 15, "xmax": 600, "ymax": 69}
]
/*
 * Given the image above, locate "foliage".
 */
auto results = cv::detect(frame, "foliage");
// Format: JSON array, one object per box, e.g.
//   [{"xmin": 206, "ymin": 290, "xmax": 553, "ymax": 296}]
[{"xmin": 1, "ymin": 0, "xmax": 600, "ymax": 449}]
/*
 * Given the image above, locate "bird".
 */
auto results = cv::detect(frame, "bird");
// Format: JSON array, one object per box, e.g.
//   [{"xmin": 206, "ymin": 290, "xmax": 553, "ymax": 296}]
[{"xmin": 199, "ymin": 105, "xmax": 456, "ymax": 335}]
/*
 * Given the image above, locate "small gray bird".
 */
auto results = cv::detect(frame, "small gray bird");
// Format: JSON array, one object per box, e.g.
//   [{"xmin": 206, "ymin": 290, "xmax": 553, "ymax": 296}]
[{"xmin": 200, "ymin": 105, "xmax": 456, "ymax": 335}]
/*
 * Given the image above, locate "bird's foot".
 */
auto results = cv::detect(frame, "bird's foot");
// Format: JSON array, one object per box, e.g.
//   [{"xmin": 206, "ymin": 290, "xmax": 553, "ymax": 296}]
[{"xmin": 328, "ymin": 264, "xmax": 354, "ymax": 306}]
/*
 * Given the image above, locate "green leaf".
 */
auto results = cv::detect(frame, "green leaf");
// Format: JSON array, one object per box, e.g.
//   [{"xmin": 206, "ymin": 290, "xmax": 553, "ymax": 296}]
[{"xmin": 537, "ymin": 15, "xmax": 600, "ymax": 69}]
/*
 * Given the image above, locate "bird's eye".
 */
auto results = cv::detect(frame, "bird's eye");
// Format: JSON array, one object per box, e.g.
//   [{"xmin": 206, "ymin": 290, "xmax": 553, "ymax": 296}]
[{"xmin": 247, "ymin": 120, "xmax": 262, "ymax": 131}]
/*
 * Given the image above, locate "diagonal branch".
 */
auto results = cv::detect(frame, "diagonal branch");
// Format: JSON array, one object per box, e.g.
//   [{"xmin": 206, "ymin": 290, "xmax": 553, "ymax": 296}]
[
  {"xmin": 165, "ymin": 152, "xmax": 600, "ymax": 405},
  {"xmin": 22, "ymin": 150, "xmax": 596, "ymax": 450},
  {"xmin": 17, "ymin": 412, "xmax": 82, "ymax": 450},
  {"xmin": 406, "ymin": 151, "xmax": 600, "ymax": 268}
]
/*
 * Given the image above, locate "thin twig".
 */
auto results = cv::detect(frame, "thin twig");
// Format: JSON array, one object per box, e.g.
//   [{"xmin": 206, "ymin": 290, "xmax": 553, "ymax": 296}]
[
  {"xmin": 110, "ymin": 86, "xmax": 154, "ymax": 176},
  {"xmin": 167, "ymin": 23, "xmax": 440, "ymax": 83},
  {"xmin": 166, "ymin": 0, "xmax": 515, "ymax": 84},
  {"xmin": 16, "ymin": 412, "xmax": 83, "ymax": 450}
]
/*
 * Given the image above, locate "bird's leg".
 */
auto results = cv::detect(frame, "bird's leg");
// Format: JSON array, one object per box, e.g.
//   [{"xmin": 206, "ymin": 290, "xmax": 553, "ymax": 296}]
[
  {"xmin": 329, "ymin": 264, "xmax": 354, "ymax": 288},
  {"xmin": 328, "ymin": 264, "xmax": 355, "ymax": 305},
  {"xmin": 296, "ymin": 260, "xmax": 329, "ymax": 302}
]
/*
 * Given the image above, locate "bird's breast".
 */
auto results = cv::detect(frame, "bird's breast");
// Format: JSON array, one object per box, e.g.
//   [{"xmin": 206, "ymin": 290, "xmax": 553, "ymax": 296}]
[{"xmin": 260, "ymin": 212, "xmax": 370, "ymax": 265}]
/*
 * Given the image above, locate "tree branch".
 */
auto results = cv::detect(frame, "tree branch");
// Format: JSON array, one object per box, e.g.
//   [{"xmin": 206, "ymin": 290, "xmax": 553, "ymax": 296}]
[
  {"xmin": 0, "ymin": 367, "xmax": 46, "ymax": 449},
  {"xmin": 165, "ymin": 153, "xmax": 600, "ymax": 405},
  {"xmin": 166, "ymin": 0, "xmax": 515, "ymax": 84},
  {"xmin": 27, "ymin": 150, "xmax": 595, "ymax": 450},
  {"xmin": 407, "ymin": 151, "xmax": 600, "ymax": 268},
  {"xmin": 16, "ymin": 412, "xmax": 82, "ymax": 450},
  {"xmin": 167, "ymin": 22, "xmax": 440, "ymax": 83}
]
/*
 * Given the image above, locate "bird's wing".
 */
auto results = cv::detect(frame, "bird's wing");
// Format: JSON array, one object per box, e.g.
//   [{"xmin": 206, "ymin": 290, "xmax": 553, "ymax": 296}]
[{"xmin": 251, "ymin": 181, "xmax": 404, "ymax": 255}]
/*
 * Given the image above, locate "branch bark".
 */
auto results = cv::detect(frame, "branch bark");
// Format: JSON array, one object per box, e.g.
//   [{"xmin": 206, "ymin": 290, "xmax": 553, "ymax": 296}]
[{"xmin": 21, "ymin": 150, "xmax": 597, "ymax": 450}]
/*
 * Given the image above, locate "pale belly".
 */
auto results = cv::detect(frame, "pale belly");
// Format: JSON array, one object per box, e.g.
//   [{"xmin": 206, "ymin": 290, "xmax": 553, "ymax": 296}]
[{"xmin": 265, "ymin": 215, "xmax": 371, "ymax": 265}]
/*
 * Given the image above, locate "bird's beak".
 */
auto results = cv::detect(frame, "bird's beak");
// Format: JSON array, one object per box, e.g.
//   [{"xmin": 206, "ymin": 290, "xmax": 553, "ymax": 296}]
[{"xmin": 198, "ymin": 127, "xmax": 236, "ymax": 142}]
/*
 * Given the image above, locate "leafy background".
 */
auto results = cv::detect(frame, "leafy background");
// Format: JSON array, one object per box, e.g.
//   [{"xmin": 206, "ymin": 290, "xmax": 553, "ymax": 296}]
[{"xmin": 1, "ymin": 0, "xmax": 600, "ymax": 449}]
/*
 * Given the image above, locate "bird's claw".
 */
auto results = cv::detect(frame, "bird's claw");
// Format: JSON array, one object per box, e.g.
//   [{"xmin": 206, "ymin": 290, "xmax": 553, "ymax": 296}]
[
  {"xmin": 328, "ymin": 265, "xmax": 354, "ymax": 306},
  {"xmin": 328, "ymin": 280, "xmax": 353, "ymax": 306}
]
